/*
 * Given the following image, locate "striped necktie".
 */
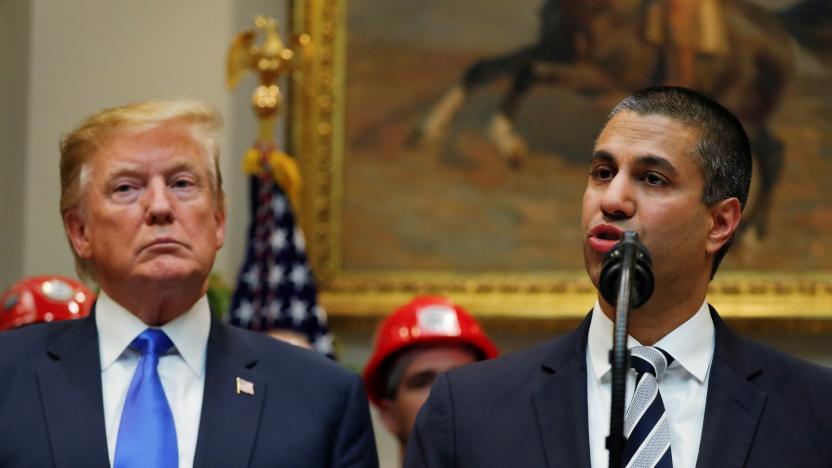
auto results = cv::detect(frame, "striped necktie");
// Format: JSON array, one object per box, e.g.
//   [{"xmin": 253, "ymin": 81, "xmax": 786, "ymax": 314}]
[
  {"xmin": 623, "ymin": 346, "xmax": 674, "ymax": 468},
  {"xmin": 114, "ymin": 328, "xmax": 178, "ymax": 468}
]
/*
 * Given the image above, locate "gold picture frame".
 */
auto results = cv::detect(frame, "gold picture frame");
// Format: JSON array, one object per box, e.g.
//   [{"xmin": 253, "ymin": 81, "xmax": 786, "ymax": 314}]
[{"xmin": 290, "ymin": 0, "xmax": 832, "ymax": 332}]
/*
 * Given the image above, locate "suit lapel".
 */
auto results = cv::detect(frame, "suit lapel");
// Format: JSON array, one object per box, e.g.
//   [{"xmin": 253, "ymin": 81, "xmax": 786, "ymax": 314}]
[
  {"xmin": 193, "ymin": 319, "xmax": 267, "ymax": 468},
  {"xmin": 533, "ymin": 316, "xmax": 592, "ymax": 468},
  {"xmin": 695, "ymin": 308, "xmax": 766, "ymax": 468},
  {"xmin": 37, "ymin": 314, "xmax": 110, "ymax": 468}
]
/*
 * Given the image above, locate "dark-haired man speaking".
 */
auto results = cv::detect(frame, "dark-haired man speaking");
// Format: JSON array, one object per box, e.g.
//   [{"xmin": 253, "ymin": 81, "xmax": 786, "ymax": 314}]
[{"xmin": 405, "ymin": 87, "xmax": 832, "ymax": 468}]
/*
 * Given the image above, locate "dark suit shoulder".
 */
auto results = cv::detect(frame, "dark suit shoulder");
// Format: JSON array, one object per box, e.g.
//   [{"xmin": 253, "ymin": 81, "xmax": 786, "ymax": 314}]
[
  {"xmin": 707, "ymin": 320, "xmax": 832, "ymax": 466},
  {"xmin": 443, "ymin": 325, "xmax": 584, "ymax": 401},
  {"xmin": 749, "ymin": 337, "xmax": 831, "ymax": 377},
  {"xmin": 218, "ymin": 323, "xmax": 358, "ymax": 389},
  {"xmin": 0, "ymin": 318, "xmax": 77, "ymax": 344},
  {"xmin": 207, "ymin": 323, "xmax": 378, "ymax": 467},
  {"xmin": 717, "ymin": 323, "xmax": 832, "ymax": 386},
  {"xmin": 0, "ymin": 320, "xmax": 80, "ymax": 367},
  {"xmin": 406, "ymin": 322, "xmax": 589, "ymax": 468},
  {"xmin": 715, "ymin": 320, "xmax": 832, "ymax": 437}
]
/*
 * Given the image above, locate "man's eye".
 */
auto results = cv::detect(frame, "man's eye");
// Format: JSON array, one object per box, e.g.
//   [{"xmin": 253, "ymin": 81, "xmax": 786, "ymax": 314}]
[
  {"xmin": 643, "ymin": 172, "xmax": 668, "ymax": 186},
  {"xmin": 114, "ymin": 184, "xmax": 134, "ymax": 193},
  {"xmin": 403, "ymin": 372, "xmax": 438, "ymax": 390},
  {"xmin": 172, "ymin": 179, "xmax": 194, "ymax": 189},
  {"xmin": 590, "ymin": 166, "xmax": 614, "ymax": 180}
]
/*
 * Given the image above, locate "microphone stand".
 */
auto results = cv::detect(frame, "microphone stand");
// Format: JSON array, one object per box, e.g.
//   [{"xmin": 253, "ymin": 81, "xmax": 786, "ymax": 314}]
[{"xmin": 603, "ymin": 231, "xmax": 653, "ymax": 468}]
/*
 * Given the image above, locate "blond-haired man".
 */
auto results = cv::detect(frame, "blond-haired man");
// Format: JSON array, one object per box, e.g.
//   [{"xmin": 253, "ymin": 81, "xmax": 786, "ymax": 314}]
[{"xmin": 0, "ymin": 100, "xmax": 378, "ymax": 468}]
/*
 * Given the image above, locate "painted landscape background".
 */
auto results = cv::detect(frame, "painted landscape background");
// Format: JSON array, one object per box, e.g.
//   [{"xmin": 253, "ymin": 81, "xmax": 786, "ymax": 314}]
[{"xmin": 340, "ymin": 0, "xmax": 832, "ymax": 272}]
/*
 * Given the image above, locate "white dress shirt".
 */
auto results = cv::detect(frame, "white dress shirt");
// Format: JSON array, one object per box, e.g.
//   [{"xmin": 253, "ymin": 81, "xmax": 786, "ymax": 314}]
[
  {"xmin": 96, "ymin": 291, "xmax": 209, "ymax": 468},
  {"xmin": 586, "ymin": 300, "xmax": 715, "ymax": 468}
]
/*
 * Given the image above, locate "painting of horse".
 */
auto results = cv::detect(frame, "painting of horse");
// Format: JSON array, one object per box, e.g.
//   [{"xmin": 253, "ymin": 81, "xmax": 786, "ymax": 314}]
[{"xmin": 343, "ymin": 0, "xmax": 831, "ymax": 273}]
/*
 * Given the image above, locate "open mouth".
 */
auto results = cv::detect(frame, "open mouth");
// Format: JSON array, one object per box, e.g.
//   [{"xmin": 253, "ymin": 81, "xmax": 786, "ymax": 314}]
[
  {"xmin": 588, "ymin": 224, "xmax": 625, "ymax": 253},
  {"xmin": 595, "ymin": 231, "xmax": 621, "ymax": 241}
]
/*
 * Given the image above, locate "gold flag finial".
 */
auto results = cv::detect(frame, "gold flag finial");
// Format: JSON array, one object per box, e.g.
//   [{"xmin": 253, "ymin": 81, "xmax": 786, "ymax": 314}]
[
  {"xmin": 226, "ymin": 15, "xmax": 305, "ymax": 126},
  {"xmin": 226, "ymin": 16, "xmax": 311, "ymax": 210}
]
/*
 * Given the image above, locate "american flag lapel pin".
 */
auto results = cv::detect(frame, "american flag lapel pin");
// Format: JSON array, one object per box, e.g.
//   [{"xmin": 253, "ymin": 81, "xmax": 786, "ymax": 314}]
[{"xmin": 236, "ymin": 377, "xmax": 255, "ymax": 396}]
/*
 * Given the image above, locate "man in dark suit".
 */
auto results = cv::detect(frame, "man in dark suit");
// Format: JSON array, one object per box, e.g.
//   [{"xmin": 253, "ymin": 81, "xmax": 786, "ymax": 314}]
[
  {"xmin": 0, "ymin": 100, "xmax": 378, "ymax": 468},
  {"xmin": 404, "ymin": 87, "xmax": 832, "ymax": 468}
]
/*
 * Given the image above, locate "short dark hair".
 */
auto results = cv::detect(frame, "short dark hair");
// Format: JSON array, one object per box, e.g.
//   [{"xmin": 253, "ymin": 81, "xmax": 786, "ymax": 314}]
[{"xmin": 606, "ymin": 86, "xmax": 752, "ymax": 278}]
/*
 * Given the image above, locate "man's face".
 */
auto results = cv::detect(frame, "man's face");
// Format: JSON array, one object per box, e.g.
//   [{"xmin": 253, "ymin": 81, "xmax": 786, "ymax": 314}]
[
  {"xmin": 66, "ymin": 123, "xmax": 225, "ymax": 295},
  {"xmin": 379, "ymin": 344, "xmax": 479, "ymax": 445},
  {"xmin": 581, "ymin": 111, "xmax": 713, "ymax": 303}
]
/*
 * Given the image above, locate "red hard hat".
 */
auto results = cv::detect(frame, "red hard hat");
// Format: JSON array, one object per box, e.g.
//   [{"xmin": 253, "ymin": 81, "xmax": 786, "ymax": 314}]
[
  {"xmin": 0, "ymin": 275, "xmax": 95, "ymax": 330},
  {"xmin": 363, "ymin": 296, "xmax": 498, "ymax": 405}
]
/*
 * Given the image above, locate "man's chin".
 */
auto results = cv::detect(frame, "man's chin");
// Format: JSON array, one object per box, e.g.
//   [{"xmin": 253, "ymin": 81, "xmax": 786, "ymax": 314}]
[{"xmin": 133, "ymin": 262, "xmax": 206, "ymax": 286}]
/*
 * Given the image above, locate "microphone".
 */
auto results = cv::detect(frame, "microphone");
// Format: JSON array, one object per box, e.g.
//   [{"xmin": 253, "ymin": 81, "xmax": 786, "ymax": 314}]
[
  {"xmin": 599, "ymin": 231, "xmax": 654, "ymax": 309},
  {"xmin": 602, "ymin": 231, "xmax": 654, "ymax": 468}
]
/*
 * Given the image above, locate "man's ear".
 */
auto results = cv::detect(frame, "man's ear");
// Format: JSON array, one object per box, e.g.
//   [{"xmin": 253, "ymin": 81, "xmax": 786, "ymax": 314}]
[
  {"xmin": 64, "ymin": 209, "xmax": 93, "ymax": 259},
  {"xmin": 214, "ymin": 208, "xmax": 226, "ymax": 250},
  {"xmin": 706, "ymin": 197, "xmax": 742, "ymax": 255},
  {"xmin": 378, "ymin": 399, "xmax": 402, "ymax": 437}
]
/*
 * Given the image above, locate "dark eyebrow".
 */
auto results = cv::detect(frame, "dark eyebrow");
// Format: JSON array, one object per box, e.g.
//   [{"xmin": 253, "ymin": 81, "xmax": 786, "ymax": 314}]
[
  {"xmin": 590, "ymin": 151, "xmax": 679, "ymax": 178},
  {"xmin": 635, "ymin": 155, "xmax": 679, "ymax": 178},
  {"xmin": 590, "ymin": 150, "xmax": 615, "ymax": 164}
]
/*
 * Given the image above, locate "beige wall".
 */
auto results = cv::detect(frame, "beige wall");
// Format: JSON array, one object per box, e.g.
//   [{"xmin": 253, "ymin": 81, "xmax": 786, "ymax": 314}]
[
  {"xmin": 21, "ymin": 0, "xmax": 232, "ymax": 279},
  {"xmin": 0, "ymin": 0, "xmax": 29, "ymax": 289},
  {"xmin": 3, "ymin": 0, "xmax": 297, "ymax": 286}
]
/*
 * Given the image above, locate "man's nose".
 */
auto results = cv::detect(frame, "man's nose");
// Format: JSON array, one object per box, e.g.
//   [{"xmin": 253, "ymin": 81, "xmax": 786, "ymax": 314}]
[
  {"xmin": 600, "ymin": 174, "xmax": 635, "ymax": 219},
  {"xmin": 144, "ymin": 179, "xmax": 175, "ymax": 225}
]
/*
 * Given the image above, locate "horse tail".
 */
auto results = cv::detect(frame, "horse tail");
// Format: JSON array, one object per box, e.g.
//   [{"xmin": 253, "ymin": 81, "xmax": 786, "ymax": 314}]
[{"xmin": 777, "ymin": 0, "xmax": 832, "ymax": 62}]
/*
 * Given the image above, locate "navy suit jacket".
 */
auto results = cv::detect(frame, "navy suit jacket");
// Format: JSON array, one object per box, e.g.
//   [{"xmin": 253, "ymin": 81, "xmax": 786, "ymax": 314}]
[
  {"xmin": 0, "ymin": 312, "xmax": 379, "ymax": 468},
  {"xmin": 405, "ymin": 307, "xmax": 832, "ymax": 467}
]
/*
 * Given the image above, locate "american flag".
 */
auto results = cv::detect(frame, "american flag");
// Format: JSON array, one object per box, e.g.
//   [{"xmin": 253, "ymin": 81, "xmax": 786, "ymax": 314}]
[{"xmin": 228, "ymin": 143, "xmax": 334, "ymax": 358}]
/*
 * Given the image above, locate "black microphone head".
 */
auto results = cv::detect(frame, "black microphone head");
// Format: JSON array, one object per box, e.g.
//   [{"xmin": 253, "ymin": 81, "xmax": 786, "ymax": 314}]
[{"xmin": 599, "ymin": 231, "xmax": 654, "ymax": 308}]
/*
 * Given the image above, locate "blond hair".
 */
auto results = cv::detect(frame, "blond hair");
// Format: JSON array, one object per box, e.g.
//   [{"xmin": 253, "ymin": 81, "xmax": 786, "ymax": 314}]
[{"xmin": 60, "ymin": 99, "xmax": 226, "ymax": 280}]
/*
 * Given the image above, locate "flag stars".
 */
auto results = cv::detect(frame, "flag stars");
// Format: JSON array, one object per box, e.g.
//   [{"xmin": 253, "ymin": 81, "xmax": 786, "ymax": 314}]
[
  {"xmin": 270, "ymin": 229, "xmax": 287, "ymax": 251},
  {"xmin": 271, "ymin": 196, "xmax": 287, "ymax": 217},
  {"xmin": 267, "ymin": 266, "xmax": 284, "ymax": 287},
  {"xmin": 267, "ymin": 300, "xmax": 282, "ymax": 321},
  {"xmin": 290, "ymin": 265, "xmax": 309, "ymax": 289},
  {"xmin": 289, "ymin": 298, "xmax": 307, "ymax": 324},
  {"xmin": 314, "ymin": 334, "xmax": 334, "ymax": 355},
  {"xmin": 294, "ymin": 228, "xmax": 306, "ymax": 252},
  {"xmin": 243, "ymin": 267, "xmax": 260, "ymax": 288},
  {"xmin": 231, "ymin": 184, "xmax": 334, "ymax": 358},
  {"xmin": 313, "ymin": 305, "xmax": 327, "ymax": 326},
  {"xmin": 236, "ymin": 300, "xmax": 255, "ymax": 324}
]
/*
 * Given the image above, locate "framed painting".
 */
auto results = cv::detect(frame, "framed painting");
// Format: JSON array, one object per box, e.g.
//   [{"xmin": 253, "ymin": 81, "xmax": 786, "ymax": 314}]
[{"xmin": 291, "ymin": 0, "xmax": 832, "ymax": 331}]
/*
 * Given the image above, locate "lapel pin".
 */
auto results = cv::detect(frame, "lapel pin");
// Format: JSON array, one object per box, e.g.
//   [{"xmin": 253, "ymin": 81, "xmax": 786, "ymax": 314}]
[{"xmin": 236, "ymin": 377, "xmax": 255, "ymax": 396}]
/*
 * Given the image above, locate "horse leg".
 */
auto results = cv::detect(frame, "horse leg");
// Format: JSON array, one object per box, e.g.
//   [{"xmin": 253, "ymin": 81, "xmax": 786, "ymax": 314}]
[
  {"xmin": 740, "ymin": 126, "xmax": 784, "ymax": 242},
  {"xmin": 408, "ymin": 49, "xmax": 536, "ymax": 148},
  {"xmin": 408, "ymin": 85, "xmax": 466, "ymax": 147},
  {"xmin": 489, "ymin": 63, "xmax": 535, "ymax": 168}
]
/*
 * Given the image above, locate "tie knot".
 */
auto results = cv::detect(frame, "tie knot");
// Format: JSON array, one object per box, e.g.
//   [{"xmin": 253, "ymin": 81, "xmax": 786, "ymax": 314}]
[
  {"xmin": 629, "ymin": 346, "xmax": 673, "ymax": 378},
  {"xmin": 132, "ymin": 328, "xmax": 174, "ymax": 357}
]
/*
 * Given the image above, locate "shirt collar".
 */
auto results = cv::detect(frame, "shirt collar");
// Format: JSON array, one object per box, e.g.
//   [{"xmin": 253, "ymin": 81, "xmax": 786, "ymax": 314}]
[
  {"xmin": 96, "ymin": 290, "xmax": 211, "ymax": 378},
  {"xmin": 588, "ymin": 299, "xmax": 714, "ymax": 384}
]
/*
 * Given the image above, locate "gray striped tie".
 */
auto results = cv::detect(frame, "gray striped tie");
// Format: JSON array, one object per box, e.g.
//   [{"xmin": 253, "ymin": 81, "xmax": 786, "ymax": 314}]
[{"xmin": 622, "ymin": 346, "xmax": 674, "ymax": 468}]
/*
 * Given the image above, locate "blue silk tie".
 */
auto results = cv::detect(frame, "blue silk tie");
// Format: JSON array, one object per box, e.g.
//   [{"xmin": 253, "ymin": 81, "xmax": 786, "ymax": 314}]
[
  {"xmin": 114, "ymin": 328, "xmax": 178, "ymax": 468},
  {"xmin": 623, "ymin": 346, "xmax": 674, "ymax": 468}
]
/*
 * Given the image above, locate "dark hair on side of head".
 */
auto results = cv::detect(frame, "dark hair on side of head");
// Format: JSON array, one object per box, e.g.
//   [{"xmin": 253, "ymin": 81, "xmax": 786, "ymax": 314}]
[{"xmin": 607, "ymin": 86, "xmax": 753, "ymax": 278}]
